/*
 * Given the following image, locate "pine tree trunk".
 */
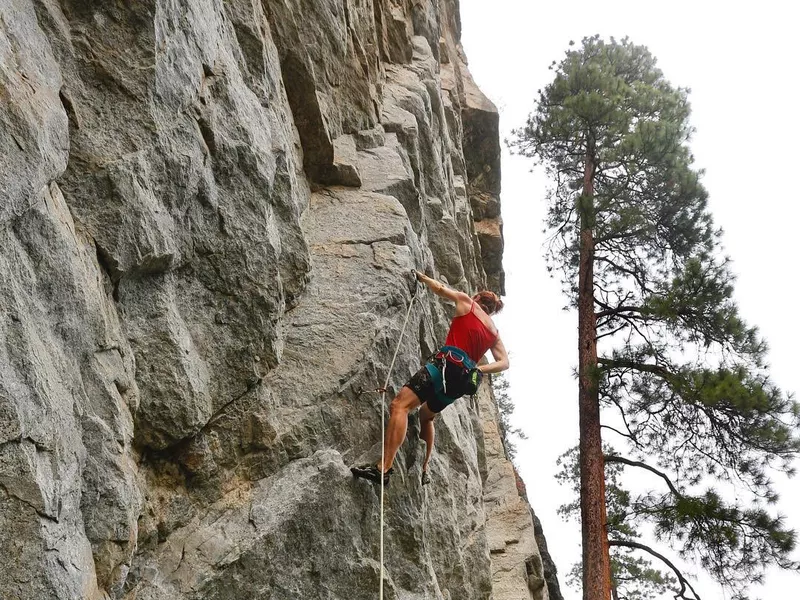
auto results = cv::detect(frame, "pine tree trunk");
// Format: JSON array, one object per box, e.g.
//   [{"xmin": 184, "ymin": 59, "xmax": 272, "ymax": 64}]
[{"xmin": 578, "ymin": 150, "xmax": 612, "ymax": 600}]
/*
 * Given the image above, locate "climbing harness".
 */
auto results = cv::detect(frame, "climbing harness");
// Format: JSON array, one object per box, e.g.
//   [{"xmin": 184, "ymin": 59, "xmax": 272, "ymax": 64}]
[
  {"xmin": 378, "ymin": 273, "xmax": 421, "ymax": 600},
  {"xmin": 426, "ymin": 346, "xmax": 482, "ymax": 401}
]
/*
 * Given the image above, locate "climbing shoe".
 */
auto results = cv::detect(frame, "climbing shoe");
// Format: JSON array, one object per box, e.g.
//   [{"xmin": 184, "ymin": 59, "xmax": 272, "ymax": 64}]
[
  {"xmin": 421, "ymin": 470, "xmax": 431, "ymax": 486},
  {"xmin": 351, "ymin": 464, "xmax": 392, "ymax": 486}
]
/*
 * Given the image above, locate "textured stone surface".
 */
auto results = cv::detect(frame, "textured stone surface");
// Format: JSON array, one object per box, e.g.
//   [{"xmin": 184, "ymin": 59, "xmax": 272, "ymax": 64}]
[
  {"xmin": 533, "ymin": 510, "xmax": 566, "ymax": 600},
  {"xmin": 0, "ymin": 0, "xmax": 556, "ymax": 597},
  {"xmin": 479, "ymin": 385, "xmax": 549, "ymax": 600}
]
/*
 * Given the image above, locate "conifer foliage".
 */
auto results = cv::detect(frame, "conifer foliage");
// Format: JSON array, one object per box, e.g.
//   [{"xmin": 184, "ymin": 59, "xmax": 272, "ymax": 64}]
[
  {"xmin": 513, "ymin": 36, "xmax": 800, "ymax": 600},
  {"xmin": 491, "ymin": 373, "xmax": 528, "ymax": 461}
]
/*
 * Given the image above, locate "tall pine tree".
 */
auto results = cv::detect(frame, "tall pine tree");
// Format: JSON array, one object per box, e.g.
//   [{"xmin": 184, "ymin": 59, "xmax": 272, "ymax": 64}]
[{"xmin": 513, "ymin": 36, "xmax": 800, "ymax": 600}]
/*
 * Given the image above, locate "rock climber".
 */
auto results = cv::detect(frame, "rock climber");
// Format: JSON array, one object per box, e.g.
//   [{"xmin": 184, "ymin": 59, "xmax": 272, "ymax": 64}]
[{"xmin": 352, "ymin": 270, "xmax": 509, "ymax": 486}]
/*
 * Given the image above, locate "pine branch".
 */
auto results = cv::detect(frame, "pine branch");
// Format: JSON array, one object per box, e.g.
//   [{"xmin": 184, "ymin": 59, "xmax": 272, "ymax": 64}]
[
  {"xmin": 594, "ymin": 226, "xmax": 651, "ymax": 245},
  {"xmin": 596, "ymin": 323, "xmax": 629, "ymax": 341},
  {"xmin": 600, "ymin": 424, "xmax": 641, "ymax": 447},
  {"xmin": 598, "ymin": 357, "xmax": 677, "ymax": 383},
  {"xmin": 608, "ymin": 540, "xmax": 702, "ymax": 600},
  {"xmin": 604, "ymin": 455, "xmax": 683, "ymax": 498},
  {"xmin": 601, "ymin": 381, "xmax": 643, "ymax": 446},
  {"xmin": 595, "ymin": 304, "xmax": 648, "ymax": 319},
  {"xmin": 594, "ymin": 254, "xmax": 655, "ymax": 295},
  {"xmin": 548, "ymin": 206, "xmax": 577, "ymax": 244}
]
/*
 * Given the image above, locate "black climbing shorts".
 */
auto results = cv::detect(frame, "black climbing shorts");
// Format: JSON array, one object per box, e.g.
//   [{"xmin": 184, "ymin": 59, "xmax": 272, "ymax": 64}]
[{"xmin": 404, "ymin": 363, "xmax": 453, "ymax": 414}]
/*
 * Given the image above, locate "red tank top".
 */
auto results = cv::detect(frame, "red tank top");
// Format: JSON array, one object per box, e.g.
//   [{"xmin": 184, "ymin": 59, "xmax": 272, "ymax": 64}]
[{"xmin": 444, "ymin": 302, "xmax": 498, "ymax": 363}]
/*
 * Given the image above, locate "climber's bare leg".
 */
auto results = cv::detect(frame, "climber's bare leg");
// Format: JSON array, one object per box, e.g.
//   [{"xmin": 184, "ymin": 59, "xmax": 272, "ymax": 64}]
[
  {"xmin": 378, "ymin": 386, "xmax": 421, "ymax": 473},
  {"xmin": 419, "ymin": 402, "xmax": 437, "ymax": 472}
]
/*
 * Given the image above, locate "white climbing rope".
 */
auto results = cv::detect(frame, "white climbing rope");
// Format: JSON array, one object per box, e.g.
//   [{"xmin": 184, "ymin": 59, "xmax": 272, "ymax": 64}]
[
  {"xmin": 379, "ymin": 280, "xmax": 420, "ymax": 600},
  {"xmin": 422, "ymin": 483, "xmax": 428, "ymax": 553}
]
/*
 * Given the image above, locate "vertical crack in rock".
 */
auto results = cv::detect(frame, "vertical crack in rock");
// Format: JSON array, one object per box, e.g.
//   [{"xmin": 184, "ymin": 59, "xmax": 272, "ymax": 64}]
[{"xmin": 279, "ymin": 52, "xmax": 336, "ymax": 182}]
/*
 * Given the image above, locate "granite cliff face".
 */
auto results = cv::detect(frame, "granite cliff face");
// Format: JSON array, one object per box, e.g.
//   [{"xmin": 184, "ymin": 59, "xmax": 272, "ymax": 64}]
[{"xmin": 1, "ymin": 0, "xmax": 556, "ymax": 598}]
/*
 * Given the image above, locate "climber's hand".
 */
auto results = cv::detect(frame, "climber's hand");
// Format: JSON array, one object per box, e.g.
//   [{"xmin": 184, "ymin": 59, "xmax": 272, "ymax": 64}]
[{"xmin": 409, "ymin": 269, "xmax": 422, "ymax": 294}]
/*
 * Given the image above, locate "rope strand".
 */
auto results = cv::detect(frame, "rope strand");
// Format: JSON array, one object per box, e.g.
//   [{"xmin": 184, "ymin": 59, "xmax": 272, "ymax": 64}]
[{"xmin": 379, "ymin": 281, "xmax": 419, "ymax": 600}]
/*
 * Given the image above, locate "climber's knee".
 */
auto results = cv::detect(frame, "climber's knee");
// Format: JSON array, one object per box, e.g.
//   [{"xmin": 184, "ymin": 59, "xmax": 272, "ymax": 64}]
[
  {"xmin": 390, "ymin": 386, "xmax": 420, "ymax": 415},
  {"xmin": 419, "ymin": 402, "xmax": 436, "ymax": 424}
]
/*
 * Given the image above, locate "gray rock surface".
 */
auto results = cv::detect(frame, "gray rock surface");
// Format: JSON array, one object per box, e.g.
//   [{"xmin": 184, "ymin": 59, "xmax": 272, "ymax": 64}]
[
  {"xmin": 533, "ymin": 511, "xmax": 566, "ymax": 600},
  {"xmin": 1, "ymin": 0, "xmax": 552, "ymax": 597},
  {"xmin": 479, "ymin": 385, "xmax": 549, "ymax": 600}
]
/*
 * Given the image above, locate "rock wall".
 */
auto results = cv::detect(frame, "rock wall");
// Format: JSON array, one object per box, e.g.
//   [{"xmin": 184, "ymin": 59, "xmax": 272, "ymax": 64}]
[
  {"xmin": 479, "ymin": 388, "xmax": 549, "ymax": 600},
  {"xmin": 0, "ymin": 0, "xmax": 550, "ymax": 598}
]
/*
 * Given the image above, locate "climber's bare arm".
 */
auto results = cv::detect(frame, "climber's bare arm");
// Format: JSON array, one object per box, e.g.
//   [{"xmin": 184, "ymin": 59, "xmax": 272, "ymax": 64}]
[
  {"xmin": 478, "ymin": 337, "xmax": 509, "ymax": 374},
  {"xmin": 415, "ymin": 272, "xmax": 472, "ymax": 313}
]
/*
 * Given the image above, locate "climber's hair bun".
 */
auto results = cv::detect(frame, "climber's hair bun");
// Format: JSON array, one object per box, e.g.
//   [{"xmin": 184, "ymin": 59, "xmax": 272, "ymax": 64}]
[{"xmin": 473, "ymin": 291, "xmax": 503, "ymax": 315}]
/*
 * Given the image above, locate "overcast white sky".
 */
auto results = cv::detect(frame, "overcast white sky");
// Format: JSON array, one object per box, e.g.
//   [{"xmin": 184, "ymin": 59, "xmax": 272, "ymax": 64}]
[{"xmin": 459, "ymin": 1, "xmax": 800, "ymax": 598}]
